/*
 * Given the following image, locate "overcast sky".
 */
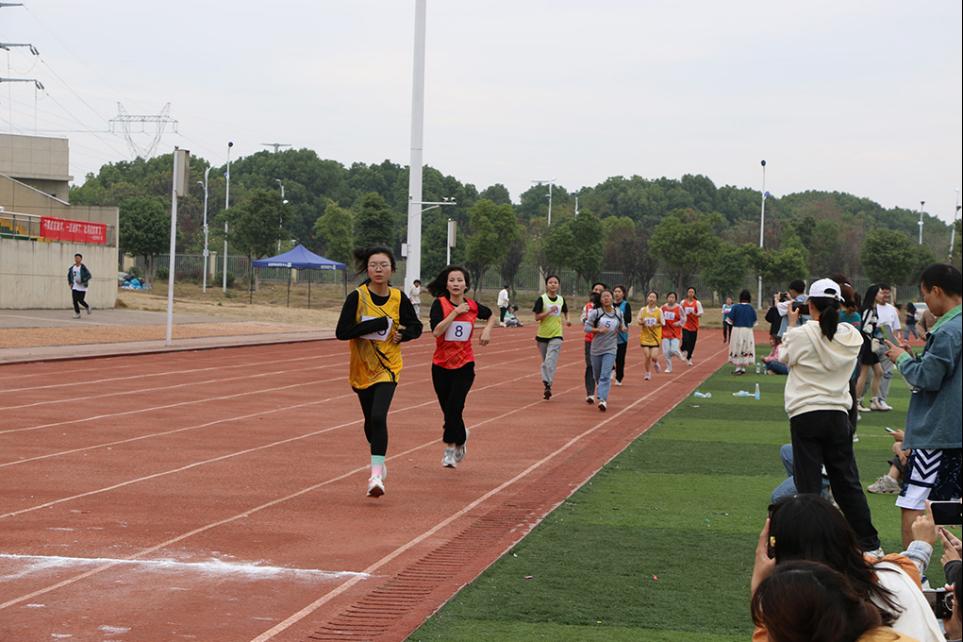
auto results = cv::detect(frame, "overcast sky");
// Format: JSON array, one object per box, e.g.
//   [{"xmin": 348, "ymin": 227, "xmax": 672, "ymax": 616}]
[{"xmin": 3, "ymin": 1, "xmax": 961, "ymax": 223}]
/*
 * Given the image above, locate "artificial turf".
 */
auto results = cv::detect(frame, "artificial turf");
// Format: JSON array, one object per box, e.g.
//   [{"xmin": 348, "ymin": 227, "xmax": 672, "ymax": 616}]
[{"xmin": 410, "ymin": 348, "xmax": 931, "ymax": 641}]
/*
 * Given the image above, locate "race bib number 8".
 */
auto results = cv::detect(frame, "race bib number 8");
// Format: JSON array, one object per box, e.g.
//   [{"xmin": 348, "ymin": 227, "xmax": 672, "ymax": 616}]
[
  {"xmin": 445, "ymin": 320, "xmax": 472, "ymax": 342},
  {"xmin": 360, "ymin": 315, "xmax": 393, "ymax": 341}
]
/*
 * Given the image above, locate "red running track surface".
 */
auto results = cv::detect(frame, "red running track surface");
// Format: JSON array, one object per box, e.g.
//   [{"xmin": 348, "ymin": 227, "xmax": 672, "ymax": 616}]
[{"xmin": 0, "ymin": 325, "xmax": 728, "ymax": 641}]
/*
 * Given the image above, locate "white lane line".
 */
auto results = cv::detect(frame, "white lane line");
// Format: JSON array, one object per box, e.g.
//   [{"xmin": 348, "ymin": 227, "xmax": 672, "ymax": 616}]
[
  {"xmin": 0, "ymin": 362, "xmax": 581, "ymax": 611},
  {"xmin": 250, "ymin": 344, "xmax": 730, "ymax": 641},
  {"xmin": 0, "ymin": 553, "xmax": 369, "ymax": 581},
  {"xmin": 0, "ymin": 335, "xmax": 534, "ymax": 435},
  {"xmin": 0, "ymin": 351, "xmax": 551, "ymax": 519}
]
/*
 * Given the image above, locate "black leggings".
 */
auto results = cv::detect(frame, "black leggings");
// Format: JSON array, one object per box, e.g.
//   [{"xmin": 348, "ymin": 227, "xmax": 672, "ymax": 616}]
[
  {"xmin": 681, "ymin": 329, "xmax": 698, "ymax": 359},
  {"xmin": 355, "ymin": 382, "xmax": 396, "ymax": 456},
  {"xmin": 722, "ymin": 323, "xmax": 731, "ymax": 343},
  {"xmin": 615, "ymin": 342, "xmax": 628, "ymax": 382},
  {"xmin": 72, "ymin": 289, "xmax": 89, "ymax": 314},
  {"xmin": 432, "ymin": 363, "xmax": 475, "ymax": 445},
  {"xmin": 584, "ymin": 342, "xmax": 595, "ymax": 396}
]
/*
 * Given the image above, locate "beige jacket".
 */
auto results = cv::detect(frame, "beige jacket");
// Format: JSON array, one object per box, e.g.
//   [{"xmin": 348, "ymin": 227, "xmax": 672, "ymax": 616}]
[{"xmin": 780, "ymin": 320, "xmax": 862, "ymax": 418}]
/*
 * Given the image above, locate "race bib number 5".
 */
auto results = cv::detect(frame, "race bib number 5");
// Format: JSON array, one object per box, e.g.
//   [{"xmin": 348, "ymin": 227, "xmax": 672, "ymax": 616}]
[
  {"xmin": 360, "ymin": 315, "xmax": 393, "ymax": 341},
  {"xmin": 445, "ymin": 320, "xmax": 473, "ymax": 342}
]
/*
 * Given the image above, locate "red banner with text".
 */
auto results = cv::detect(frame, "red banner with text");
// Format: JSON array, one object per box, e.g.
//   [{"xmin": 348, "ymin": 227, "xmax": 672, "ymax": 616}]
[{"xmin": 40, "ymin": 217, "xmax": 107, "ymax": 245}]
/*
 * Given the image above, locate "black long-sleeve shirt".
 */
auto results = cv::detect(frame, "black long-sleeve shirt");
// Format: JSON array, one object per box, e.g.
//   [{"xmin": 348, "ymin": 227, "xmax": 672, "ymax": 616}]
[{"xmin": 335, "ymin": 288, "xmax": 423, "ymax": 342}]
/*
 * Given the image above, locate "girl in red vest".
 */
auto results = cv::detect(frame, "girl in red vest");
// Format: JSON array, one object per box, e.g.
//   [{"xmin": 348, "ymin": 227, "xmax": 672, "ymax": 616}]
[{"xmin": 427, "ymin": 266, "xmax": 495, "ymax": 468}]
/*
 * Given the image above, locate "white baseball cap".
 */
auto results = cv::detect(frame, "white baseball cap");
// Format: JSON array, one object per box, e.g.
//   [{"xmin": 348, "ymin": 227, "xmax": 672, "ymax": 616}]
[{"xmin": 808, "ymin": 278, "xmax": 845, "ymax": 302}]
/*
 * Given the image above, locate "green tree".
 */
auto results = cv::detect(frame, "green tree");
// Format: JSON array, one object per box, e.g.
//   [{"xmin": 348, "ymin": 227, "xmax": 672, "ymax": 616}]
[
  {"xmin": 464, "ymin": 199, "xmax": 520, "ymax": 294},
  {"xmin": 353, "ymin": 192, "xmax": 395, "ymax": 250},
  {"xmin": 650, "ymin": 210, "xmax": 721, "ymax": 291},
  {"xmin": 314, "ymin": 202, "xmax": 354, "ymax": 263},
  {"xmin": 602, "ymin": 216, "xmax": 638, "ymax": 287},
  {"xmin": 479, "ymin": 183, "xmax": 512, "ymax": 205},
  {"xmin": 542, "ymin": 220, "xmax": 577, "ymax": 277},
  {"xmin": 804, "ymin": 219, "xmax": 845, "ymax": 276},
  {"xmin": 499, "ymin": 226, "xmax": 526, "ymax": 294},
  {"xmin": 119, "ymin": 196, "xmax": 169, "ymax": 282},
  {"xmin": 861, "ymin": 229, "xmax": 919, "ymax": 287},
  {"xmin": 218, "ymin": 188, "xmax": 285, "ymax": 286},
  {"xmin": 703, "ymin": 243, "xmax": 750, "ymax": 302},
  {"xmin": 568, "ymin": 211, "xmax": 604, "ymax": 285}
]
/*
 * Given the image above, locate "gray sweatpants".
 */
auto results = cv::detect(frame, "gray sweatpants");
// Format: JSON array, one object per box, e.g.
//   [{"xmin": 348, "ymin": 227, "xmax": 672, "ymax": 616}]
[{"xmin": 537, "ymin": 338, "xmax": 563, "ymax": 385}]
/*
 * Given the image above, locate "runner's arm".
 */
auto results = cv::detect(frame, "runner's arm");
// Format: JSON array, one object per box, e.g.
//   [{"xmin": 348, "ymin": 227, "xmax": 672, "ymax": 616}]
[
  {"xmin": 397, "ymin": 293, "xmax": 423, "ymax": 341},
  {"xmin": 335, "ymin": 291, "xmax": 388, "ymax": 340}
]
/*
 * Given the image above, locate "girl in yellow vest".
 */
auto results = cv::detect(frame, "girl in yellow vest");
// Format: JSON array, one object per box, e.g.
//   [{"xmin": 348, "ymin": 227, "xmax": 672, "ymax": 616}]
[
  {"xmin": 637, "ymin": 290, "xmax": 664, "ymax": 381},
  {"xmin": 533, "ymin": 274, "xmax": 572, "ymax": 400},
  {"xmin": 335, "ymin": 246, "xmax": 423, "ymax": 497}
]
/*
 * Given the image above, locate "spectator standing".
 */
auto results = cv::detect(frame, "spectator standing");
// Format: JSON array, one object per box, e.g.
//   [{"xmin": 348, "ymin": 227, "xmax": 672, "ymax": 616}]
[
  {"xmin": 902, "ymin": 302, "xmax": 920, "ymax": 342},
  {"xmin": 584, "ymin": 289, "xmax": 625, "ymax": 412},
  {"xmin": 884, "ymin": 264, "xmax": 962, "ymax": 548},
  {"xmin": 775, "ymin": 279, "xmax": 808, "ymax": 337},
  {"xmin": 497, "ymin": 284, "xmax": 511, "ymax": 327},
  {"xmin": 680, "ymin": 287, "xmax": 704, "ymax": 366},
  {"xmin": 726, "ymin": 289, "xmax": 757, "ymax": 374},
  {"xmin": 612, "ymin": 285, "xmax": 632, "ymax": 386},
  {"xmin": 408, "ymin": 279, "xmax": 423, "ymax": 319},
  {"xmin": 765, "ymin": 293, "xmax": 786, "ymax": 338},
  {"xmin": 780, "ymin": 278, "xmax": 881, "ymax": 553},
  {"xmin": 855, "ymin": 285, "xmax": 888, "ymax": 413},
  {"xmin": 722, "ymin": 295, "xmax": 734, "ymax": 343},
  {"xmin": 875, "ymin": 284, "xmax": 901, "ymax": 409},
  {"xmin": 581, "ymin": 282, "xmax": 607, "ymax": 403},
  {"xmin": 533, "ymin": 275, "xmax": 571, "ymax": 400},
  {"xmin": 67, "ymin": 253, "xmax": 92, "ymax": 318},
  {"xmin": 660, "ymin": 291, "xmax": 686, "ymax": 373}
]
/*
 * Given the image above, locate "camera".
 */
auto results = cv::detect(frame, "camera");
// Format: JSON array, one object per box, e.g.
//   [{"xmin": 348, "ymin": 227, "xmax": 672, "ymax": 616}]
[
  {"xmin": 924, "ymin": 589, "xmax": 953, "ymax": 619},
  {"xmin": 791, "ymin": 301, "xmax": 808, "ymax": 313}
]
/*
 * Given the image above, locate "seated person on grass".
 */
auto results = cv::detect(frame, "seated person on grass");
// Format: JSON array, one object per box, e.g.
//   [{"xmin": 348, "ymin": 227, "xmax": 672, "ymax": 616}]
[{"xmin": 763, "ymin": 335, "xmax": 788, "ymax": 375}]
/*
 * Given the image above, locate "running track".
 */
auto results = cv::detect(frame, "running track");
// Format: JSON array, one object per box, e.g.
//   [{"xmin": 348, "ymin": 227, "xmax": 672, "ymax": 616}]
[{"xmin": 0, "ymin": 326, "xmax": 728, "ymax": 641}]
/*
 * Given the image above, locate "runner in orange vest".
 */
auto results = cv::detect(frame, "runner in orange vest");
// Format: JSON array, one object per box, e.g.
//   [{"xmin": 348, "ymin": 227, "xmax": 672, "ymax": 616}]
[
  {"xmin": 427, "ymin": 266, "xmax": 496, "ymax": 469},
  {"xmin": 681, "ymin": 287, "xmax": 705, "ymax": 366}
]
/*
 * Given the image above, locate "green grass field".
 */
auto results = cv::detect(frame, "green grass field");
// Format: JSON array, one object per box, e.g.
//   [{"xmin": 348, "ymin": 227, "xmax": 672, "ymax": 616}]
[{"xmin": 411, "ymin": 350, "xmax": 924, "ymax": 641}]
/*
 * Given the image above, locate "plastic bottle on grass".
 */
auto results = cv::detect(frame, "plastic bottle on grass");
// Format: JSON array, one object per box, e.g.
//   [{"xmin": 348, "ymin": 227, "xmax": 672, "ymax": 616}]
[
  {"xmin": 754, "ymin": 383, "xmax": 761, "ymax": 400},
  {"xmin": 732, "ymin": 390, "xmax": 752, "ymax": 398},
  {"xmin": 693, "ymin": 391, "xmax": 712, "ymax": 399}
]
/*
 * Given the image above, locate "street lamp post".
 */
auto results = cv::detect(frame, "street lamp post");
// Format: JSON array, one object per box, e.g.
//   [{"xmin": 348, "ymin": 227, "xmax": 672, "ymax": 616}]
[
  {"xmin": 758, "ymin": 160, "xmax": 767, "ymax": 308},
  {"xmin": 198, "ymin": 166, "xmax": 211, "ymax": 292},
  {"xmin": 918, "ymin": 200, "xmax": 926, "ymax": 245},
  {"xmin": 532, "ymin": 179, "xmax": 555, "ymax": 226},
  {"xmin": 404, "ymin": 0, "xmax": 427, "ymax": 294},
  {"xmin": 222, "ymin": 141, "xmax": 233, "ymax": 292},
  {"xmin": 276, "ymin": 178, "xmax": 287, "ymax": 253}
]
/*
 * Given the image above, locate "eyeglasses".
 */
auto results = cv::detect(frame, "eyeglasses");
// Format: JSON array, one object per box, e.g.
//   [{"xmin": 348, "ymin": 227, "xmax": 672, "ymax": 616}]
[{"xmin": 368, "ymin": 262, "xmax": 391, "ymax": 271}]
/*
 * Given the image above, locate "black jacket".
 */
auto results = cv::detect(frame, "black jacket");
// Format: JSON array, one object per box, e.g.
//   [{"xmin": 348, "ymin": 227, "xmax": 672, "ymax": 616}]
[{"xmin": 67, "ymin": 264, "xmax": 92, "ymax": 287}]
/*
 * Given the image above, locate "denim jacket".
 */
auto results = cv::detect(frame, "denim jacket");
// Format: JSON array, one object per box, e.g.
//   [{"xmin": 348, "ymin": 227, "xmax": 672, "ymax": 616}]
[{"xmin": 896, "ymin": 304, "xmax": 962, "ymax": 450}]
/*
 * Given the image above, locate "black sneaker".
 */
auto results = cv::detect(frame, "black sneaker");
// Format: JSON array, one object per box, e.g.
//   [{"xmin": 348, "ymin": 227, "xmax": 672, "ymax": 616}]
[{"xmin": 543, "ymin": 383, "xmax": 552, "ymax": 400}]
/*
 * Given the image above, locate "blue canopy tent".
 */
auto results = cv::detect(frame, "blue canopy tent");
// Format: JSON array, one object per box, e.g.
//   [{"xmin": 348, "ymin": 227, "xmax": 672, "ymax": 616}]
[{"xmin": 251, "ymin": 244, "xmax": 348, "ymax": 307}]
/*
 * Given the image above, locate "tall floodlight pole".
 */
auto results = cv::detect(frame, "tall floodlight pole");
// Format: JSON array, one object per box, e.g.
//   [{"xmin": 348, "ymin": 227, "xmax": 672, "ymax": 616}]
[
  {"xmin": 404, "ymin": 0, "xmax": 427, "ymax": 294},
  {"xmin": 532, "ymin": 179, "xmax": 555, "ymax": 225},
  {"xmin": 166, "ymin": 148, "xmax": 190, "ymax": 346},
  {"xmin": 920, "ymin": 200, "xmax": 927, "ymax": 245},
  {"xmin": 276, "ymin": 179, "xmax": 287, "ymax": 253},
  {"xmin": 222, "ymin": 141, "xmax": 233, "ymax": 292},
  {"xmin": 758, "ymin": 160, "xmax": 767, "ymax": 309},
  {"xmin": 199, "ymin": 167, "xmax": 210, "ymax": 292}
]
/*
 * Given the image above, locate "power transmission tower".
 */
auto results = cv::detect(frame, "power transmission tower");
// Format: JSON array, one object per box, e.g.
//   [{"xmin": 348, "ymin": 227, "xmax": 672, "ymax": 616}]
[
  {"xmin": 261, "ymin": 142, "xmax": 291, "ymax": 153},
  {"xmin": 109, "ymin": 102, "xmax": 178, "ymax": 159}
]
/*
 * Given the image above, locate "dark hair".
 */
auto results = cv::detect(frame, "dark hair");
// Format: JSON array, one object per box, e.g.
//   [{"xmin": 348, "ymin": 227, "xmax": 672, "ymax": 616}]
[
  {"xmin": 666, "ymin": 291, "xmax": 678, "ymax": 299},
  {"xmin": 877, "ymin": 283, "xmax": 891, "ymax": 291},
  {"xmin": 591, "ymin": 281, "xmax": 607, "ymax": 291},
  {"xmin": 751, "ymin": 561, "xmax": 883, "ymax": 642},
  {"xmin": 545, "ymin": 274, "xmax": 560, "ymax": 284},
  {"xmin": 767, "ymin": 495, "xmax": 900, "ymax": 622},
  {"xmin": 772, "ymin": 335, "xmax": 782, "ymax": 346},
  {"xmin": 74, "ymin": 253, "xmax": 83, "ymax": 259},
  {"xmin": 860, "ymin": 285, "xmax": 881, "ymax": 318},
  {"xmin": 353, "ymin": 246, "xmax": 396, "ymax": 275},
  {"xmin": 919, "ymin": 263, "xmax": 963, "ymax": 297},
  {"xmin": 739, "ymin": 289, "xmax": 751, "ymax": 303},
  {"xmin": 613, "ymin": 284, "xmax": 627, "ymax": 296},
  {"xmin": 647, "ymin": 289, "xmax": 658, "ymax": 298},
  {"xmin": 413, "ymin": 279, "xmax": 421, "ymax": 285},
  {"xmin": 788, "ymin": 279, "xmax": 806, "ymax": 294},
  {"xmin": 830, "ymin": 274, "xmax": 857, "ymax": 308},
  {"xmin": 686, "ymin": 287, "xmax": 697, "ymax": 297},
  {"xmin": 426, "ymin": 265, "xmax": 471, "ymax": 298},
  {"xmin": 809, "ymin": 297, "xmax": 840, "ymax": 341}
]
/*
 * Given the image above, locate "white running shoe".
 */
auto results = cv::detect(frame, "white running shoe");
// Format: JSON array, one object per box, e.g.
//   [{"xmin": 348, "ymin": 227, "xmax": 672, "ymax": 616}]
[
  {"xmin": 598, "ymin": 400, "xmax": 607, "ymax": 412},
  {"xmin": 86, "ymin": 307, "xmax": 92, "ymax": 315},
  {"xmin": 442, "ymin": 447, "xmax": 457, "ymax": 468},
  {"xmin": 73, "ymin": 313, "xmax": 81, "ymax": 319},
  {"xmin": 366, "ymin": 476, "xmax": 384, "ymax": 497},
  {"xmin": 615, "ymin": 380, "xmax": 622, "ymax": 387},
  {"xmin": 586, "ymin": 395, "xmax": 595, "ymax": 404},
  {"xmin": 644, "ymin": 372, "xmax": 651, "ymax": 381},
  {"xmin": 857, "ymin": 401, "xmax": 871, "ymax": 412},
  {"xmin": 873, "ymin": 399, "xmax": 893, "ymax": 412},
  {"xmin": 867, "ymin": 475, "xmax": 900, "ymax": 494},
  {"xmin": 686, "ymin": 359, "xmax": 693, "ymax": 367},
  {"xmin": 454, "ymin": 430, "xmax": 468, "ymax": 463}
]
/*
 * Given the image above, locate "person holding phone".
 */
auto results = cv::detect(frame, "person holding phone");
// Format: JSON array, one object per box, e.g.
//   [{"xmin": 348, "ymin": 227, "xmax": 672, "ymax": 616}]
[
  {"xmin": 427, "ymin": 265, "xmax": 495, "ymax": 468},
  {"xmin": 884, "ymin": 264, "xmax": 962, "ymax": 549},
  {"xmin": 336, "ymin": 246, "xmax": 423, "ymax": 497}
]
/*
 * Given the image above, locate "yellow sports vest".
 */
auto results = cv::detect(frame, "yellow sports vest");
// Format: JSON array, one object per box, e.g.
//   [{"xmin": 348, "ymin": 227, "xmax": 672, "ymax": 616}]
[
  {"xmin": 639, "ymin": 305, "xmax": 663, "ymax": 346},
  {"xmin": 537, "ymin": 293, "xmax": 565, "ymax": 339},
  {"xmin": 348, "ymin": 284, "xmax": 404, "ymax": 389}
]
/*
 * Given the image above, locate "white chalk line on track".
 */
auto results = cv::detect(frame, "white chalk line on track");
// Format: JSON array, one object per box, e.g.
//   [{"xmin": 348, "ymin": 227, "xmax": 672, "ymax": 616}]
[
  {"xmin": 0, "ymin": 359, "xmax": 587, "ymax": 610},
  {"xmin": 0, "ymin": 334, "xmax": 534, "ymax": 436},
  {"xmin": 249, "ymin": 343, "xmax": 730, "ymax": 641},
  {"xmin": 0, "ymin": 553, "xmax": 369, "ymax": 581},
  {"xmin": 0, "ymin": 346, "xmax": 535, "ymax": 470},
  {"xmin": 0, "ymin": 350, "xmax": 558, "ymax": 519}
]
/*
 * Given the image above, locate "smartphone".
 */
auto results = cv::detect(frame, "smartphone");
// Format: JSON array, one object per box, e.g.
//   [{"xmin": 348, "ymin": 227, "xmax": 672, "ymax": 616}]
[
  {"xmin": 878, "ymin": 324, "xmax": 898, "ymax": 345},
  {"xmin": 924, "ymin": 589, "xmax": 953, "ymax": 619},
  {"xmin": 929, "ymin": 500, "xmax": 962, "ymax": 525},
  {"xmin": 884, "ymin": 427, "xmax": 898, "ymax": 434}
]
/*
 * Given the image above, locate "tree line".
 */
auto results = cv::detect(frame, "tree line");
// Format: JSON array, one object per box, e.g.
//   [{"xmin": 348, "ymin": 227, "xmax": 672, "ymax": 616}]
[{"xmin": 70, "ymin": 149, "xmax": 962, "ymax": 295}]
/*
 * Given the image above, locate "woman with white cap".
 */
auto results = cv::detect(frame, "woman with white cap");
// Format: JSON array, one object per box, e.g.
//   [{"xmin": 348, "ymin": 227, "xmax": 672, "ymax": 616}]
[{"xmin": 779, "ymin": 277, "xmax": 882, "ymax": 554}]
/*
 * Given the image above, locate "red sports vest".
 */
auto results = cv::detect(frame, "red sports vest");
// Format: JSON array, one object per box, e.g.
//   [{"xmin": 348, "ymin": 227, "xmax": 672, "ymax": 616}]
[{"xmin": 433, "ymin": 297, "xmax": 478, "ymax": 369}]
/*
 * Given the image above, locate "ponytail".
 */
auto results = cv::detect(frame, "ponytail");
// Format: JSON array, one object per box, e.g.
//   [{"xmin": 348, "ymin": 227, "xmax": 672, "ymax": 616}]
[{"xmin": 809, "ymin": 297, "xmax": 840, "ymax": 342}]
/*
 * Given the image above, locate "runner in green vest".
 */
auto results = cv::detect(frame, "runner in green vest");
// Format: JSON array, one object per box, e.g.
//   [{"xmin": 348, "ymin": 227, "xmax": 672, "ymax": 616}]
[{"xmin": 533, "ymin": 274, "xmax": 571, "ymax": 400}]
